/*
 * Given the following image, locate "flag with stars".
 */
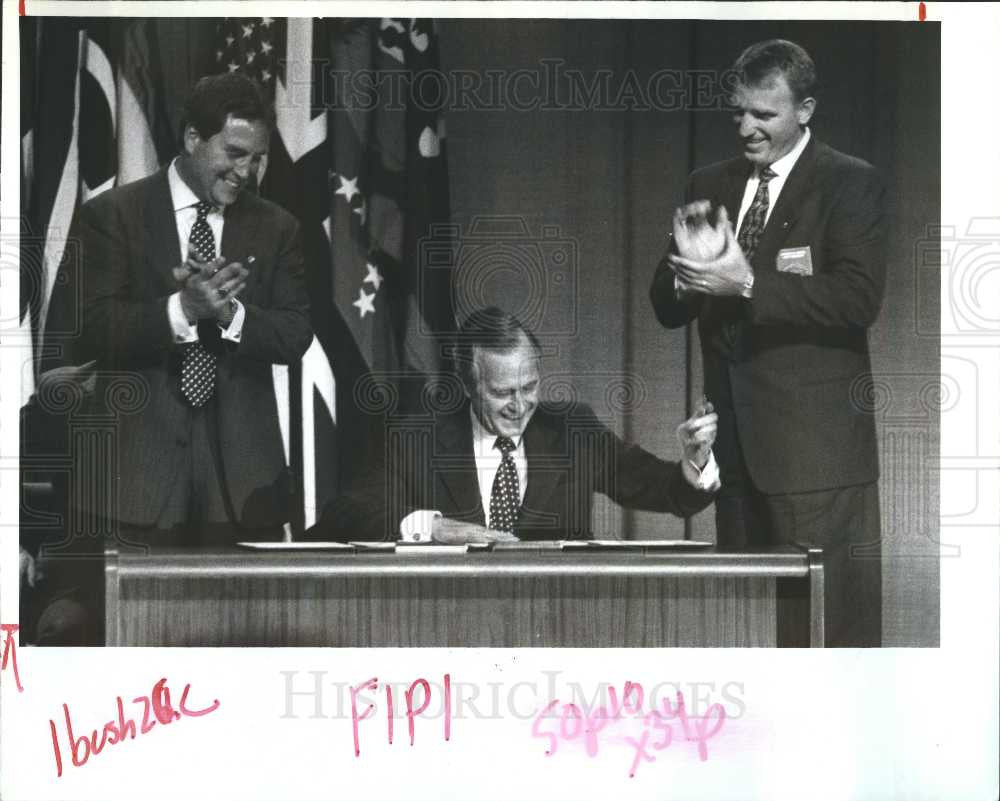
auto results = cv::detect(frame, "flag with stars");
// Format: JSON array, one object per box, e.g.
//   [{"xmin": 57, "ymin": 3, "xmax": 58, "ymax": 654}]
[
  {"xmin": 215, "ymin": 18, "xmax": 455, "ymax": 534},
  {"xmin": 329, "ymin": 18, "xmax": 455, "ymax": 382},
  {"xmin": 213, "ymin": 17, "xmax": 342, "ymax": 533}
]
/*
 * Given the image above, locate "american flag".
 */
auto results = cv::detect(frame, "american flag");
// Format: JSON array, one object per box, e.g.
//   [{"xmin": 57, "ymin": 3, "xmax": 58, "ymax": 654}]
[{"xmin": 213, "ymin": 17, "xmax": 455, "ymax": 533}]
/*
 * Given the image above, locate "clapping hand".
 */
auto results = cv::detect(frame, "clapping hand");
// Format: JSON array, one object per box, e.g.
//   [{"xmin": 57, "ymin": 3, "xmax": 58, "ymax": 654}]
[
  {"xmin": 172, "ymin": 249, "xmax": 248, "ymax": 324},
  {"xmin": 669, "ymin": 206, "xmax": 753, "ymax": 296},
  {"xmin": 673, "ymin": 200, "xmax": 727, "ymax": 262}
]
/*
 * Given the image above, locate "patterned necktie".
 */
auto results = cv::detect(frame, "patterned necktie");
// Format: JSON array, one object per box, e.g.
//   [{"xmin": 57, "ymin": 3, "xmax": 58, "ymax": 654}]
[
  {"xmin": 180, "ymin": 201, "xmax": 217, "ymax": 407},
  {"xmin": 488, "ymin": 436, "xmax": 520, "ymax": 533},
  {"xmin": 737, "ymin": 166, "xmax": 777, "ymax": 261},
  {"xmin": 720, "ymin": 166, "xmax": 777, "ymax": 356}
]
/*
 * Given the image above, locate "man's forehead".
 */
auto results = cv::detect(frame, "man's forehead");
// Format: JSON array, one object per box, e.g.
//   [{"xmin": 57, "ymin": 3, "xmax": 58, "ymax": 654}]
[
  {"xmin": 476, "ymin": 345, "xmax": 539, "ymax": 379},
  {"xmin": 732, "ymin": 73, "xmax": 792, "ymax": 102}
]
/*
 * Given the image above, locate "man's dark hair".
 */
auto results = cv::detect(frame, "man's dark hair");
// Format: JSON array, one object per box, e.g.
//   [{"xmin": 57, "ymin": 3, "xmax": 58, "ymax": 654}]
[
  {"xmin": 178, "ymin": 73, "xmax": 273, "ymax": 147},
  {"xmin": 454, "ymin": 307, "xmax": 541, "ymax": 390},
  {"xmin": 732, "ymin": 39, "xmax": 818, "ymax": 102}
]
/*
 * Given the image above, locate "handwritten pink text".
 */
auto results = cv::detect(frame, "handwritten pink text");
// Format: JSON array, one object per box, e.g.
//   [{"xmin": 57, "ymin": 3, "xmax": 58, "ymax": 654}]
[
  {"xmin": 49, "ymin": 677, "xmax": 220, "ymax": 777},
  {"xmin": 1, "ymin": 624, "xmax": 23, "ymax": 692},
  {"xmin": 531, "ymin": 681, "xmax": 727, "ymax": 777},
  {"xmin": 351, "ymin": 673, "xmax": 452, "ymax": 756}
]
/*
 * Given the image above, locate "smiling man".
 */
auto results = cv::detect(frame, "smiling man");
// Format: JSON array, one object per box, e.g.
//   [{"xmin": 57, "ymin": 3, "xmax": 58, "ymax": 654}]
[
  {"xmin": 33, "ymin": 74, "xmax": 312, "ymax": 643},
  {"xmin": 649, "ymin": 40, "xmax": 888, "ymax": 646},
  {"xmin": 319, "ymin": 307, "xmax": 720, "ymax": 544}
]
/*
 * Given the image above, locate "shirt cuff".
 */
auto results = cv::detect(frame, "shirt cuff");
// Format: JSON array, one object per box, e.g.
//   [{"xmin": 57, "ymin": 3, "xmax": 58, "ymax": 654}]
[
  {"xmin": 168, "ymin": 293, "xmax": 197, "ymax": 343},
  {"xmin": 681, "ymin": 450, "xmax": 721, "ymax": 492},
  {"xmin": 399, "ymin": 510, "xmax": 441, "ymax": 542},
  {"xmin": 220, "ymin": 299, "xmax": 246, "ymax": 343}
]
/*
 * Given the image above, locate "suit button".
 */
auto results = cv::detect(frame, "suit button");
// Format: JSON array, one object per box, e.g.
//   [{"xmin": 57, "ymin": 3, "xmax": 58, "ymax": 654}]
[{"xmin": 176, "ymin": 437, "xmax": 188, "ymax": 448}]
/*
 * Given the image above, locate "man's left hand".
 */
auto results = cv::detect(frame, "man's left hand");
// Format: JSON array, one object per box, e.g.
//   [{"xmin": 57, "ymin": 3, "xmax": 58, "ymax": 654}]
[
  {"xmin": 676, "ymin": 401, "xmax": 718, "ymax": 469},
  {"xmin": 669, "ymin": 206, "xmax": 753, "ymax": 297}
]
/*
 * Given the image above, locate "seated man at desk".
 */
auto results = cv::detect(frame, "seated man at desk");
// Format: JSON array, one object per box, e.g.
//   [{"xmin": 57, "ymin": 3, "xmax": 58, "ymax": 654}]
[{"xmin": 318, "ymin": 307, "xmax": 720, "ymax": 543}]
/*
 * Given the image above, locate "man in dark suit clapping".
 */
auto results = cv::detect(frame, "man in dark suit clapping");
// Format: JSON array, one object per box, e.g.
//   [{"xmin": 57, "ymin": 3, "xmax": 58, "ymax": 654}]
[{"xmin": 650, "ymin": 40, "xmax": 887, "ymax": 646}]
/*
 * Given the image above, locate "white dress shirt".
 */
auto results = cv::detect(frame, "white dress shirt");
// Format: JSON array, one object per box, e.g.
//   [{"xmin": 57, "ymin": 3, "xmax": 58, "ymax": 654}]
[
  {"xmin": 399, "ymin": 408, "xmax": 720, "ymax": 542},
  {"xmin": 166, "ymin": 159, "xmax": 246, "ymax": 344},
  {"xmin": 735, "ymin": 127, "xmax": 811, "ymax": 232}
]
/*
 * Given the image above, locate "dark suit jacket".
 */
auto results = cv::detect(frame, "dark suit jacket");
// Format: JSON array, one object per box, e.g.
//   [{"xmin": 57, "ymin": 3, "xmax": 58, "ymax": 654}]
[
  {"xmin": 64, "ymin": 168, "xmax": 311, "ymax": 527},
  {"xmin": 319, "ymin": 401, "xmax": 714, "ymax": 541},
  {"xmin": 650, "ymin": 137, "xmax": 887, "ymax": 495}
]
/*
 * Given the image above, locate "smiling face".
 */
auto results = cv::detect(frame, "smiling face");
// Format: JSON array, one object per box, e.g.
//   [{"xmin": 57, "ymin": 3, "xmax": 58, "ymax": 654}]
[
  {"xmin": 181, "ymin": 114, "xmax": 269, "ymax": 207},
  {"xmin": 467, "ymin": 333, "xmax": 540, "ymax": 440},
  {"xmin": 731, "ymin": 71, "xmax": 815, "ymax": 166}
]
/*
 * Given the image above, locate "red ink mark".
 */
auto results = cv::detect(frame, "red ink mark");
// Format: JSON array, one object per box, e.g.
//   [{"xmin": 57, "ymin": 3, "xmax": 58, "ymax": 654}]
[
  {"xmin": 151, "ymin": 678, "xmax": 178, "ymax": 725},
  {"xmin": 352, "ymin": 673, "xmax": 453, "ymax": 756},
  {"xmin": 1, "ymin": 624, "xmax": 23, "ymax": 692},
  {"xmin": 405, "ymin": 678, "xmax": 431, "ymax": 746},
  {"xmin": 49, "ymin": 720, "xmax": 63, "ymax": 778},
  {"xmin": 178, "ymin": 684, "xmax": 219, "ymax": 717},
  {"xmin": 385, "ymin": 684, "xmax": 394, "ymax": 745},
  {"xmin": 531, "ymin": 682, "xmax": 729, "ymax": 776},
  {"xmin": 350, "ymin": 677, "xmax": 377, "ymax": 757},
  {"xmin": 443, "ymin": 673, "xmax": 452, "ymax": 742},
  {"xmin": 919, "ymin": 2, "xmax": 926, "ymax": 21},
  {"xmin": 132, "ymin": 694, "xmax": 155, "ymax": 735},
  {"xmin": 49, "ymin": 678, "xmax": 220, "ymax": 777}
]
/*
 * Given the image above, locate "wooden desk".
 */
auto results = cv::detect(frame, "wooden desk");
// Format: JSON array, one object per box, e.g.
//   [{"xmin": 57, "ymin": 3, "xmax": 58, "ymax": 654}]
[{"xmin": 105, "ymin": 546, "xmax": 825, "ymax": 647}]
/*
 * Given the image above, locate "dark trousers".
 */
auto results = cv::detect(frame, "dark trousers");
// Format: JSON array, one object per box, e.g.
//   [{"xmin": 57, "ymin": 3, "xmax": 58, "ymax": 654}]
[
  {"xmin": 27, "ymin": 405, "xmax": 283, "ymax": 646},
  {"xmin": 715, "ymin": 448, "xmax": 882, "ymax": 648}
]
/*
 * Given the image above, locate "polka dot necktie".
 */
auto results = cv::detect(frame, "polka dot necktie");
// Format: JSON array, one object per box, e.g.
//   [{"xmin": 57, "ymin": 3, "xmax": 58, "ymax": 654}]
[
  {"xmin": 488, "ymin": 436, "xmax": 520, "ymax": 533},
  {"xmin": 180, "ymin": 201, "xmax": 217, "ymax": 407}
]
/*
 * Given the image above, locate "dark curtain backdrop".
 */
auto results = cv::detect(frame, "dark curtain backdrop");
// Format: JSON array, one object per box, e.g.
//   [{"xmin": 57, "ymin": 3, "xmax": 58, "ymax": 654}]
[{"xmin": 141, "ymin": 19, "xmax": 940, "ymax": 646}]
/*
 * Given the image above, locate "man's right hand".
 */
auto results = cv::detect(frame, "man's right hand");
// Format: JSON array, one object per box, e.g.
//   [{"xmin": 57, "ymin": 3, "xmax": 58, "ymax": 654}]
[
  {"xmin": 673, "ymin": 200, "xmax": 727, "ymax": 262},
  {"xmin": 174, "ymin": 255, "xmax": 248, "ymax": 323},
  {"xmin": 431, "ymin": 517, "xmax": 519, "ymax": 545},
  {"xmin": 20, "ymin": 546, "xmax": 36, "ymax": 589}
]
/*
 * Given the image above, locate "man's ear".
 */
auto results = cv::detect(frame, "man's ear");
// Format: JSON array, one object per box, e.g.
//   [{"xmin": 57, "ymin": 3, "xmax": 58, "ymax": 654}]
[
  {"xmin": 797, "ymin": 96, "xmax": 816, "ymax": 127},
  {"xmin": 182, "ymin": 123, "xmax": 201, "ymax": 155}
]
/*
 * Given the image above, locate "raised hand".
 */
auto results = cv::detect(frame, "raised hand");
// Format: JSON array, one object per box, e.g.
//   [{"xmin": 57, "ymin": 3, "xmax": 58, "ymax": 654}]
[{"xmin": 673, "ymin": 200, "xmax": 726, "ymax": 262}]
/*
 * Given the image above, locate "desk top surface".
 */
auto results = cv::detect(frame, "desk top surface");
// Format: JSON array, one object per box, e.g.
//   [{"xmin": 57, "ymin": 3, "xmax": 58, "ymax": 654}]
[{"xmin": 106, "ymin": 544, "xmax": 816, "ymax": 579}]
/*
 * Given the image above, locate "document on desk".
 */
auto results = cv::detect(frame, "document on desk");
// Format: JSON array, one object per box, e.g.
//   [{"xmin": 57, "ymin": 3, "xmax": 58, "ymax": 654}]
[
  {"xmin": 562, "ymin": 539, "xmax": 714, "ymax": 549},
  {"xmin": 236, "ymin": 541, "xmax": 354, "ymax": 550},
  {"xmin": 396, "ymin": 543, "xmax": 505, "ymax": 554}
]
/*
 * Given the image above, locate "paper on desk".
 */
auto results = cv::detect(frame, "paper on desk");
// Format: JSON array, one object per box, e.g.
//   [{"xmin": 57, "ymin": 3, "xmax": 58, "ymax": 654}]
[
  {"xmin": 236, "ymin": 541, "xmax": 354, "ymax": 550},
  {"xmin": 561, "ymin": 539, "xmax": 714, "ymax": 549}
]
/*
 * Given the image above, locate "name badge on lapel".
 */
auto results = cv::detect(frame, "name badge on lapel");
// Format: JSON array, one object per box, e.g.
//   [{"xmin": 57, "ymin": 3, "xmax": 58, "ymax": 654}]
[{"xmin": 776, "ymin": 246, "xmax": 813, "ymax": 276}]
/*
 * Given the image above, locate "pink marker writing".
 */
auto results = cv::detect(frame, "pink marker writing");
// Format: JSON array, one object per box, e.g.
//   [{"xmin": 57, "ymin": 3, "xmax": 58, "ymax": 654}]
[
  {"xmin": 531, "ymin": 681, "xmax": 727, "ymax": 778},
  {"xmin": 351, "ymin": 673, "xmax": 452, "ymax": 757},
  {"xmin": 49, "ymin": 677, "xmax": 220, "ymax": 778}
]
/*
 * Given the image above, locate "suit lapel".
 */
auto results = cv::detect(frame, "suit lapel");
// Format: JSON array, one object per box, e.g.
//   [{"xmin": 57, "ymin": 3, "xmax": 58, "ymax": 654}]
[
  {"xmin": 752, "ymin": 135, "xmax": 819, "ymax": 271},
  {"xmin": 721, "ymin": 159, "xmax": 752, "ymax": 229},
  {"xmin": 145, "ymin": 170, "xmax": 183, "ymax": 296},
  {"xmin": 435, "ymin": 407, "xmax": 486, "ymax": 525},
  {"xmin": 220, "ymin": 193, "xmax": 264, "ymax": 301},
  {"xmin": 521, "ymin": 410, "xmax": 563, "ymax": 516}
]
